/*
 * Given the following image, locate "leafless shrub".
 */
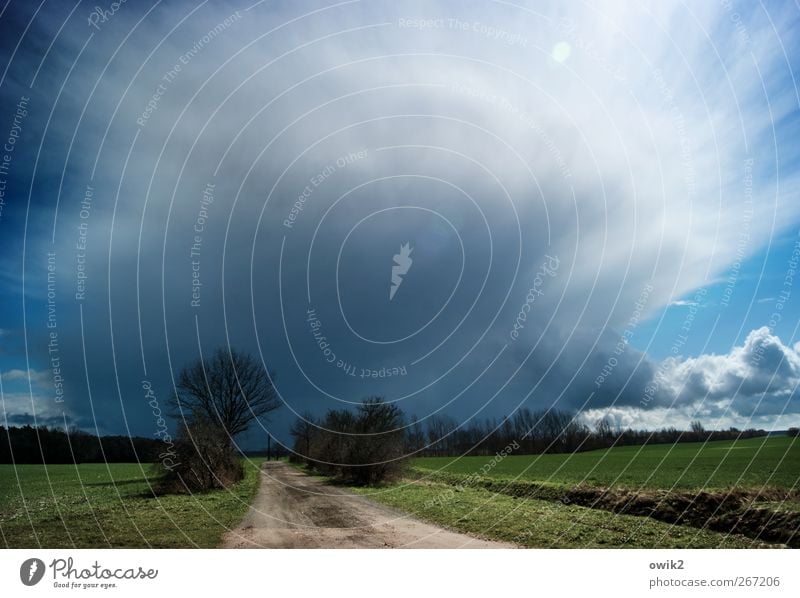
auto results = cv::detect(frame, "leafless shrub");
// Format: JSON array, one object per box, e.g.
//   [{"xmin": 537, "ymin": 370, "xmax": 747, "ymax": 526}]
[
  {"xmin": 158, "ymin": 418, "xmax": 243, "ymax": 493},
  {"xmin": 293, "ymin": 397, "xmax": 407, "ymax": 485}
]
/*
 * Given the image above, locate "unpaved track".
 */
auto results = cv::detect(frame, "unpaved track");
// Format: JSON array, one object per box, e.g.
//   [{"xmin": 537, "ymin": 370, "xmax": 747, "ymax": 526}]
[{"xmin": 222, "ymin": 462, "xmax": 513, "ymax": 548}]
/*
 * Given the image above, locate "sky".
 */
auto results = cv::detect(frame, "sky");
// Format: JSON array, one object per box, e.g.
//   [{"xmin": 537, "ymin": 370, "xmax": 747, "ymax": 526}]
[{"xmin": 0, "ymin": 0, "xmax": 799, "ymax": 451}]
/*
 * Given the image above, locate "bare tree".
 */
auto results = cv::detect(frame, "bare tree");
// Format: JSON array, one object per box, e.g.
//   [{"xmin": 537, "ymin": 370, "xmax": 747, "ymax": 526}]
[
  {"xmin": 406, "ymin": 414, "xmax": 426, "ymax": 453},
  {"xmin": 170, "ymin": 347, "xmax": 281, "ymax": 438},
  {"xmin": 289, "ymin": 411, "xmax": 316, "ymax": 459},
  {"xmin": 348, "ymin": 397, "xmax": 406, "ymax": 484},
  {"xmin": 595, "ymin": 416, "xmax": 613, "ymax": 440},
  {"xmin": 426, "ymin": 414, "xmax": 458, "ymax": 456}
]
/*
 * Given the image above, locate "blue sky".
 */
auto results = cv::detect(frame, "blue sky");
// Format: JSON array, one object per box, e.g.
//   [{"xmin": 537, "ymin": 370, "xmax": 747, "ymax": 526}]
[
  {"xmin": 0, "ymin": 0, "xmax": 799, "ymax": 449},
  {"xmin": 636, "ymin": 227, "xmax": 800, "ymax": 361}
]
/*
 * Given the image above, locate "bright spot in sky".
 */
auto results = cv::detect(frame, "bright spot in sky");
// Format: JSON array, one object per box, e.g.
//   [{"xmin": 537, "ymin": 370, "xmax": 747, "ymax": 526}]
[{"xmin": 552, "ymin": 41, "xmax": 571, "ymax": 63}]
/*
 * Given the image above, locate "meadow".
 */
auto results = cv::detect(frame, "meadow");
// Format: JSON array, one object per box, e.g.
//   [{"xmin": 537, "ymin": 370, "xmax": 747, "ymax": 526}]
[
  {"xmin": 0, "ymin": 459, "xmax": 263, "ymax": 548},
  {"xmin": 2, "ymin": 437, "xmax": 797, "ymax": 549}
]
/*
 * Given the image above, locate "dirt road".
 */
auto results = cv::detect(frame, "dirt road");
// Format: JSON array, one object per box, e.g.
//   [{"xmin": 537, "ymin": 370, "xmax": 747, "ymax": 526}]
[{"xmin": 221, "ymin": 462, "xmax": 513, "ymax": 548}]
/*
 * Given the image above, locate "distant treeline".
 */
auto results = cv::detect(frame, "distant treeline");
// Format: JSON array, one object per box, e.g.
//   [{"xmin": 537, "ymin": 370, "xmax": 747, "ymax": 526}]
[
  {"xmin": 289, "ymin": 403, "xmax": 770, "ymax": 467},
  {"xmin": 404, "ymin": 408, "xmax": 769, "ymax": 457},
  {"xmin": 0, "ymin": 425, "xmax": 171, "ymax": 464}
]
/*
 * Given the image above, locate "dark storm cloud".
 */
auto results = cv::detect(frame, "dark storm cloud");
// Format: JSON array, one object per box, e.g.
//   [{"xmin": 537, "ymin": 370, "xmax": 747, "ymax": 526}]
[{"xmin": 1, "ymin": 0, "xmax": 799, "ymax": 445}]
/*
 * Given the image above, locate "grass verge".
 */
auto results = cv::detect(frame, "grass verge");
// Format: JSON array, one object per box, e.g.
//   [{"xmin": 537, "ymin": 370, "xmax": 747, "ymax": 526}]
[{"xmin": 351, "ymin": 480, "xmax": 769, "ymax": 548}]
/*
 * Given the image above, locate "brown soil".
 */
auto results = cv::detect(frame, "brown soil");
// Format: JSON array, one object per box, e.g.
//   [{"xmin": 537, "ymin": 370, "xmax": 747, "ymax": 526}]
[
  {"xmin": 565, "ymin": 485, "xmax": 800, "ymax": 546},
  {"xmin": 420, "ymin": 471, "xmax": 799, "ymax": 547}
]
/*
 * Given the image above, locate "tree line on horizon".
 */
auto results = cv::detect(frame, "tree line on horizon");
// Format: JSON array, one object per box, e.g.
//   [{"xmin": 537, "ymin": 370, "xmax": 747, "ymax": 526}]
[
  {"xmin": 1, "ymin": 407, "xmax": 778, "ymax": 467},
  {"xmin": 399, "ymin": 409, "xmax": 772, "ymax": 457},
  {"xmin": 0, "ymin": 424, "xmax": 167, "ymax": 464}
]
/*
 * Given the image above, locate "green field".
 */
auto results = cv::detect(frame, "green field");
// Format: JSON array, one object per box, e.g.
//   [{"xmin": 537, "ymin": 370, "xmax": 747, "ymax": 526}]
[
  {"xmin": 350, "ymin": 436, "xmax": 799, "ymax": 548},
  {"xmin": 413, "ymin": 436, "xmax": 800, "ymax": 490},
  {"xmin": 0, "ymin": 459, "xmax": 262, "ymax": 548}
]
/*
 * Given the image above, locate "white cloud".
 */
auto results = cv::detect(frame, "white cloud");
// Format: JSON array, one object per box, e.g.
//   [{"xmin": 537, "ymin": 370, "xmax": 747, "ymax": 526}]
[
  {"xmin": 661, "ymin": 327, "xmax": 800, "ymax": 403},
  {"xmin": 583, "ymin": 404, "xmax": 800, "ymax": 432},
  {"xmin": 1, "ymin": 369, "xmax": 50, "ymax": 384},
  {"xmin": 585, "ymin": 327, "xmax": 800, "ymax": 428},
  {"xmin": 0, "ymin": 391, "xmax": 68, "ymax": 428}
]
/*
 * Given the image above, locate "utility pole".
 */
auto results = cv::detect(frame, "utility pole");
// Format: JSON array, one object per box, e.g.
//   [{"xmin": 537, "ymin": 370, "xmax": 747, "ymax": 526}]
[{"xmin": 266, "ymin": 433, "xmax": 271, "ymax": 461}]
